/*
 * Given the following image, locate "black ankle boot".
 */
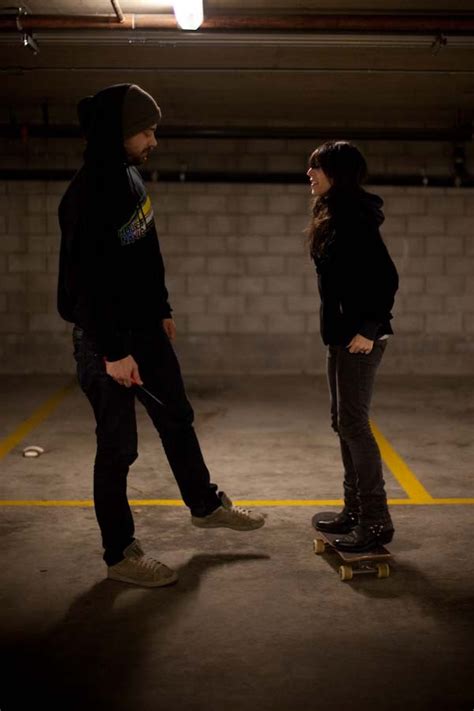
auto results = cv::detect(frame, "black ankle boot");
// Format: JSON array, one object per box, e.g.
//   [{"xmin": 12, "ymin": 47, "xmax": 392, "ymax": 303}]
[
  {"xmin": 334, "ymin": 522, "xmax": 394, "ymax": 553},
  {"xmin": 313, "ymin": 509, "xmax": 359, "ymax": 534}
]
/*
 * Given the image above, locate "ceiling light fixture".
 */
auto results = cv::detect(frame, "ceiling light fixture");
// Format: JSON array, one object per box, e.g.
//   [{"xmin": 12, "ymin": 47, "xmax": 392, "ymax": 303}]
[{"xmin": 172, "ymin": 0, "xmax": 203, "ymax": 31}]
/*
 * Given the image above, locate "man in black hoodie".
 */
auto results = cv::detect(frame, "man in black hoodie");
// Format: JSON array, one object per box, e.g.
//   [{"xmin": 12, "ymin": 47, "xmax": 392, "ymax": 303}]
[{"xmin": 58, "ymin": 84, "xmax": 265, "ymax": 587}]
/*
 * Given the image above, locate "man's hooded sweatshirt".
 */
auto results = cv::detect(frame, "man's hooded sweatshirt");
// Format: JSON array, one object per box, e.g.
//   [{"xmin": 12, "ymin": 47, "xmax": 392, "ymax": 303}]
[{"xmin": 57, "ymin": 83, "xmax": 172, "ymax": 361}]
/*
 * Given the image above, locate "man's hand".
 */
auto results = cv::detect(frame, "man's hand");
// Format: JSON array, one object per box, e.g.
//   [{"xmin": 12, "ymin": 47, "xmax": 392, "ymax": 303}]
[
  {"xmin": 105, "ymin": 355, "xmax": 143, "ymax": 388},
  {"xmin": 162, "ymin": 318, "xmax": 177, "ymax": 341},
  {"xmin": 347, "ymin": 334, "xmax": 374, "ymax": 354}
]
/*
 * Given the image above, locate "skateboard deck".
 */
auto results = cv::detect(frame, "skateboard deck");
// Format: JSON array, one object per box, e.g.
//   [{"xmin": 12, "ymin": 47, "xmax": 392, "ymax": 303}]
[{"xmin": 311, "ymin": 513, "xmax": 392, "ymax": 582}]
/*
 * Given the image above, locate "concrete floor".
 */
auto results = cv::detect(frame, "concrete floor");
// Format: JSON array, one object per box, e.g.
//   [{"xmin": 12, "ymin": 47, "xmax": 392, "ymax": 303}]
[{"xmin": 0, "ymin": 373, "xmax": 473, "ymax": 711}]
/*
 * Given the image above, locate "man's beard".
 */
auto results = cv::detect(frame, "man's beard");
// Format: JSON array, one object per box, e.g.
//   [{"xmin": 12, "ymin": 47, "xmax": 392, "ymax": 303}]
[{"xmin": 127, "ymin": 150, "xmax": 151, "ymax": 166}]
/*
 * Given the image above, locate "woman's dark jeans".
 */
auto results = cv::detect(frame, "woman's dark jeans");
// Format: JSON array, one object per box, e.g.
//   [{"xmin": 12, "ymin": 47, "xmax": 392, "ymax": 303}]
[
  {"xmin": 327, "ymin": 340, "xmax": 392, "ymax": 525},
  {"xmin": 72, "ymin": 325, "xmax": 221, "ymax": 566}
]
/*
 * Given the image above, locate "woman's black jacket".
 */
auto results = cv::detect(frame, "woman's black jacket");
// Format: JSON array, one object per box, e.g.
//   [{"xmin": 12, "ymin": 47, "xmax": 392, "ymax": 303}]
[{"xmin": 312, "ymin": 188, "xmax": 399, "ymax": 346}]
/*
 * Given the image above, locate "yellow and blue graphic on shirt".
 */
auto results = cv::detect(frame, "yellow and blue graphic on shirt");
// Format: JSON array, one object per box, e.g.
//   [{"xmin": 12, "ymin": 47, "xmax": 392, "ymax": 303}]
[{"xmin": 118, "ymin": 193, "xmax": 154, "ymax": 246}]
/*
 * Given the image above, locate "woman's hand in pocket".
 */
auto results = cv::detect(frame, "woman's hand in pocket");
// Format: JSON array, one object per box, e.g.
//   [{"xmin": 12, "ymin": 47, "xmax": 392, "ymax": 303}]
[{"xmin": 347, "ymin": 334, "xmax": 374, "ymax": 354}]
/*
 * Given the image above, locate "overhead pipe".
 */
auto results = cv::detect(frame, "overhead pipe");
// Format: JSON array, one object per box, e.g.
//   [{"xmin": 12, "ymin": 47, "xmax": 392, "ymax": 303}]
[
  {"xmin": 0, "ymin": 14, "xmax": 172, "ymax": 31},
  {"xmin": 202, "ymin": 14, "xmax": 474, "ymax": 34},
  {"xmin": 110, "ymin": 0, "xmax": 124, "ymax": 24},
  {"xmin": 0, "ymin": 14, "xmax": 171, "ymax": 31},
  {"xmin": 0, "ymin": 13, "xmax": 474, "ymax": 33}
]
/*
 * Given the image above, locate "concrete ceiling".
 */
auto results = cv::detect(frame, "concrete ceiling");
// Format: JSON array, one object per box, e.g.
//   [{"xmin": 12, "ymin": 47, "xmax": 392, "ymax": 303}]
[
  {"xmin": 1, "ymin": 1, "xmax": 473, "ymax": 137},
  {"xmin": 7, "ymin": 1, "xmax": 474, "ymax": 12}
]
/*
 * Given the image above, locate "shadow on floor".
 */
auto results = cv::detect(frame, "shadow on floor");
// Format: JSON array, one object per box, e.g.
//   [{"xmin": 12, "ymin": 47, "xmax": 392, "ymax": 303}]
[{"xmin": 2, "ymin": 552, "xmax": 270, "ymax": 711}]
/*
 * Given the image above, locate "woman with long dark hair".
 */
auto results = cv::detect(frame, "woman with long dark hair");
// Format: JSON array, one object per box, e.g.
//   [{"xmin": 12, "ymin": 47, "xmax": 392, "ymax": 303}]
[{"xmin": 307, "ymin": 140, "xmax": 399, "ymax": 552}]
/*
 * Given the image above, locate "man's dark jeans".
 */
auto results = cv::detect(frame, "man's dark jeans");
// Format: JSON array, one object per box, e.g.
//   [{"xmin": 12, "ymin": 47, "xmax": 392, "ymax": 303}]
[
  {"xmin": 72, "ymin": 325, "xmax": 221, "ymax": 566},
  {"xmin": 327, "ymin": 340, "xmax": 392, "ymax": 524}
]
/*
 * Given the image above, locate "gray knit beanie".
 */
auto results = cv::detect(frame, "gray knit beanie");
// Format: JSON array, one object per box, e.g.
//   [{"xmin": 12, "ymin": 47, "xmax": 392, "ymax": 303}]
[{"xmin": 122, "ymin": 84, "xmax": 161, "ymax": 139}]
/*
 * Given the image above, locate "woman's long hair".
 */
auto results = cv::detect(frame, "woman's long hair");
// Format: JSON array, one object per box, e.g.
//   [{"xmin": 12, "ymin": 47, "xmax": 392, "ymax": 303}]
[{"xmin": 307, "ymin": 141, "xmax": 368, "ymax": 260}]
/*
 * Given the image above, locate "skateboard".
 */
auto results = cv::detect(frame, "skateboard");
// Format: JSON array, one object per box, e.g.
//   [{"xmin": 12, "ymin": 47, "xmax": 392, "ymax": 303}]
[{"xmin": 311, "ymin": 513, "xmax": 392, "ymax": 582}]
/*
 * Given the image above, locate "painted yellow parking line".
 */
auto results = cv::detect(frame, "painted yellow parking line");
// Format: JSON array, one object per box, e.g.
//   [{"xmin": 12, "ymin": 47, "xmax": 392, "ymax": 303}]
[
  {"xmin": 1, "ymin": 498, "xmax": 473, "ymax": 507},
  {"xmin": 412, "ymin": 498, "xmax": 474, "ymax": 505},
  {"xmin": 370, "ymin": 420, "xmax": 434, "ymax": 503},
  {"xmin": 236, "ymin": 499, "xmax": 474, "ymax": 506},
  {"xmin": 0, "ymin": 381, "xmax": 76, "ymax": 460}
]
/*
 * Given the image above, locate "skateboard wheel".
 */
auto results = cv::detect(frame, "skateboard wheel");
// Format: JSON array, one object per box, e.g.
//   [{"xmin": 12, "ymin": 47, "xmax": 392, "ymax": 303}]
[
  {"xmin": 313, "ymin": 539, "xmax": 326, "ymax": 555},
  {"xmin": 339, "ymin": 565, "xmax": 353, "ymax": 581},
  {"xmin": 377, "ymin": 563, "xmax": 390, "ymax": 579}
]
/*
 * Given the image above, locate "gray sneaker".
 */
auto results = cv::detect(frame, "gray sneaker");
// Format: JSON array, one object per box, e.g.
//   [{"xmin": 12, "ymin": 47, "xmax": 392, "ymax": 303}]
[
  {"xmin": 191, "ymin": 493, "xmax": 265, "ymax": 531},
  {"xmin": 107, "ymin": 539, "xmax": 178, "ymax": 588}
]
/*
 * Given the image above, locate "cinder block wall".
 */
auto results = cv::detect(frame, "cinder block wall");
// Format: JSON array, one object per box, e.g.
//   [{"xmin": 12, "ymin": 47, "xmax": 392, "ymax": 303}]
[
  {"xmin": 0, "ymin": 138, "xmax": 473, "ymax": 374},
  {"xmin": 1, "ymin": 135, "xmax": 473, "ymax": 176}
]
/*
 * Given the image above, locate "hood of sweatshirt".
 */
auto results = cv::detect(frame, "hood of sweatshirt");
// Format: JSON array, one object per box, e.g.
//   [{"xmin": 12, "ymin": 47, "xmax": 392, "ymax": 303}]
[
  {"xmin": 76, "ymin": 83, "xmax": 146, "ymax": 232},
  {"xmin": 358, "ymin": 189, "xmax": 385, "ymax": 227},
  {"xmin": 77, "ymin": 83, "xmax": 131, "ymax": 167},
  {"xmin": 326, "ymin": 187, "xmax": 385, "ymax": 229}
]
